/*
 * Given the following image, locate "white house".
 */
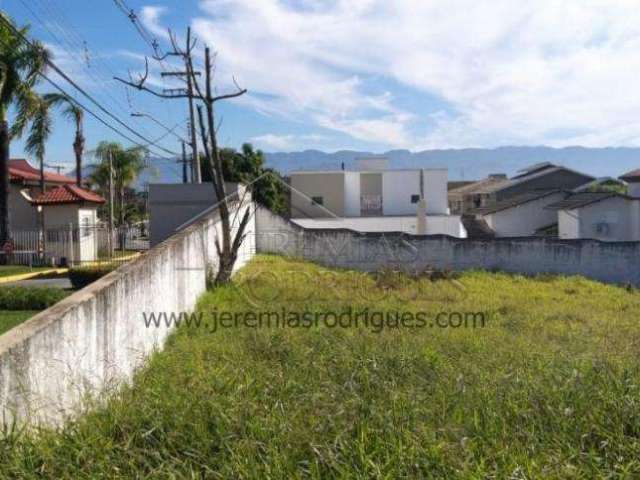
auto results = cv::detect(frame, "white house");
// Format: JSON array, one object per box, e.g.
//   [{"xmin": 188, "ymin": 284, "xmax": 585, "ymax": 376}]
[
  {"xmin": 469, "ymin": 190, "xmax": 566, "ymax": 237},
  {"xmin": 8, "ymin": 158, "xmax": 78, "ymax": 231},
  {"xmin": 546, "ymin": 192, "xmax": 640, "ymax": 242},
  {"xmin": 288, "ymin": 158, "xmax": 462, "ymax": 236},
  {"xmin": 30, "ymin": 184, "xmax": 106, "ymax": 264}
]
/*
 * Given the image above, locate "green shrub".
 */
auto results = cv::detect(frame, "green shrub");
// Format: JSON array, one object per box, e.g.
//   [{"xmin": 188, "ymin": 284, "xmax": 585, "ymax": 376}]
[
  {"xmin": 68, "ymin": 265, "xmax": 117, "ymax": 289},
  {"xmin": 0, "ymin": 286, "xmax": 68, "ymax": 310}
]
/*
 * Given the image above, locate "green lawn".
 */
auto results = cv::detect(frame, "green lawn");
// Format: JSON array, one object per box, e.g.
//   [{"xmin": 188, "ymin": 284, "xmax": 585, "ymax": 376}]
[
  {"xmin": 2, "ymin": 255, "xmax": 640, "ymax": 478},
  {"xmin": 0, "ymin": 311, "xmax": 38, "ymax": 335},
  {"xmin": 0, "ymin": 266, "xmax": 51, "ymax": 279}
]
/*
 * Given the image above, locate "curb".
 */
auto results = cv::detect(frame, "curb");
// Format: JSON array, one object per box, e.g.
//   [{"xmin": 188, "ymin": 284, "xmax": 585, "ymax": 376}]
[
  {"xmin": 0, "ymin": 268, "xmax": 68, "ymax": 285},
  {"xmin": 82, "ymin": 252, "xmax": 141, "ymax": 268}
]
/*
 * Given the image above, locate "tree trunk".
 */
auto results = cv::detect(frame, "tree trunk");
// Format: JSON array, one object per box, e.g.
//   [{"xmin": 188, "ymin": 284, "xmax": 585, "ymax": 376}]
[
  {"xmin": 39, "ymin": 156, "xmax": 45, "ymax": 193},
  {"xmin": 0, "ymin": 118, "xmax": 9, "ymax": 248},
  {"xmin": 73, "ymin": 130, "xmax": 84, "ymax": 187}
]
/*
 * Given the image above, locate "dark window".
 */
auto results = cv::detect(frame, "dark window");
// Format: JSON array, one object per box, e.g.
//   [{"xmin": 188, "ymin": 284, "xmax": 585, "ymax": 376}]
[
  {"xmin": 311, "ymin": 196, "xmax": 324, "ymax": 206},
  {"xmin": 411, "ymin": 194, "xmax": 420, "ymax": 204}
]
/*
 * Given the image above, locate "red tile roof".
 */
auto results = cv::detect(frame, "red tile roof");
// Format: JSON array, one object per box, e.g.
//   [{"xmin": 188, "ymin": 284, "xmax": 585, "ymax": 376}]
[
  {"xmin": 9, "ymin": 159, "xmax": 75, "ymax": 185},
  {"xmin": 620, "ymin": 169, "xmax": 640, "ymax": 181},
  {"xmin": 31, "ymin": 185, "xmax": 105, "ymax": 205}
]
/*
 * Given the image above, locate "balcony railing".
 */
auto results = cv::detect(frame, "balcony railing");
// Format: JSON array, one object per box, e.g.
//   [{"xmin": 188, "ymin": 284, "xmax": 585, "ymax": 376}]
[{"xmin": 360, "ymin": 195, "xmax": 383, "ymax": 216}]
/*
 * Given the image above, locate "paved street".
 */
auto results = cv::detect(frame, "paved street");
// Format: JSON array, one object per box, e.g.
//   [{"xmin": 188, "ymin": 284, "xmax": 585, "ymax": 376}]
[{"xmin": 5, "ymin": 277, "xmax": 72, "ymax": 289}]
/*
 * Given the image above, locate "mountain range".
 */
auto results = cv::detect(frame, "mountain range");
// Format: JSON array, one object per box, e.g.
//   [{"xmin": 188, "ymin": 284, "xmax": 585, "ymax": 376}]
[
  {"xmin": 81, "ymin": 146, "xmax": 640, "ymax": 189},
  {"xmin": 264, "ymin": 146, "xmax": 640, "ymax": 180}
]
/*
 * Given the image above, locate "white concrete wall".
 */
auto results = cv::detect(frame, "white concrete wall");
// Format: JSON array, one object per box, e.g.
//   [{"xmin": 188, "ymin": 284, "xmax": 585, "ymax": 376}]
[
  {"xmin": 42, "ymin": 205, "xmax": 100, "ymax": 264},
  {"xmin": 576, "ymin": 197, "xmax": 636, "ymax": 241},
  {"xmin": 344, "ymin": 172, "xmax": 361, "ymax": 217},
  {"xmin": 558, "ymin": 210, "xmax": 580, "ymax": 239},
  {"xmin": 0, "ymin": 200, "xmax": 255, "ymax": 426},
  {"xmin": 382, "ymin": 171, "xmax": 421, "ymax": 216},
  {"xmin": 628, "ymin": 182, "xmax": 640, "ymax": 197},
  {"xmin": 9, "ymin": 185, "xmax": 39, "ymax": 231},
  {"xmin": 256, "ymin": 207, "xmax": 640, "ymax": 286},
  {"xmin": 291, "ymin": 215, "xmax": 466, "ymax": 237},
  {"xmin": 423, "ymin": 169, "xmax": 448, "ymax": 214},
  {"xmin": 483, "ymin": 192, "xmax": 564, "ymax": 237},
  {"xmin": 43, "ymin": 204, "xmax": 79, "ymax": 229}
]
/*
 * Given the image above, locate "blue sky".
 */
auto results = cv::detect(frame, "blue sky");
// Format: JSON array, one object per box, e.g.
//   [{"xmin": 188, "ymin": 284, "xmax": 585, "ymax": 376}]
[{"xmin": 4, "ymin": 0, "xmax": 640, "ymax": 172}]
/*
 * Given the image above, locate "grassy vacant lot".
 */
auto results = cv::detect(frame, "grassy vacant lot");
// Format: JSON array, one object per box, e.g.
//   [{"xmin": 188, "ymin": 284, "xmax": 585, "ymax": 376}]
[{"xmin": 2, "ymin": 255, "xmax": 640, "ymax": 478}]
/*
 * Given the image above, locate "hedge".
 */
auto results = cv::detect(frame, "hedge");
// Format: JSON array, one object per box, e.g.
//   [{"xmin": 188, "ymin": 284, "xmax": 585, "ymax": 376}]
[{"xmin": 0, "ymin": 286, "xmax": 69, "ymax": 311}]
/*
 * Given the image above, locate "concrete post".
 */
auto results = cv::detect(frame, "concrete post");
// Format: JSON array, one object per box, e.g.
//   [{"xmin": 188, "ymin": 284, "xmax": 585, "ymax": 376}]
[{"xmin": 416, "ymin": 199, "xmax": 427, "ymax": 235}]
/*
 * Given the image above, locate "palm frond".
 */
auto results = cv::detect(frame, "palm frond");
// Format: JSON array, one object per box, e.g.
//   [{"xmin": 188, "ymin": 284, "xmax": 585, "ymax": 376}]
[{"xmin": 23, "ymin": 95, "xmax": 53, "ymax": 161}]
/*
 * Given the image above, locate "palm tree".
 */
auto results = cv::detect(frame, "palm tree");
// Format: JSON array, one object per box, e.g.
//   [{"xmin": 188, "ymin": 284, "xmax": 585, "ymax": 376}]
[
  {"xmin": 18, "ymin": 93, "xmax": 53, "ymax": 258},
  {"xmin": 21, "ymin": 93, "xmax": 53, "ymax": 194},
  {"xmin": 43, "ymin": 93, "xmax": 84, "ymax": 186},
  {"xmin": 91, "ymin": 141, "xmax": 145, "ymax": 227},
  {"xmin": 0, "ymin": 13, "xmax": 49, "ymax": 245}
]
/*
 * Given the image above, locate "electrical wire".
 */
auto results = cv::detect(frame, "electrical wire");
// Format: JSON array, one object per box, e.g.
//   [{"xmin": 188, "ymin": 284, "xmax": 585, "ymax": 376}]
[{"xmin": 0, "ymin": 14, "xmax": 182, "ymax": 158}]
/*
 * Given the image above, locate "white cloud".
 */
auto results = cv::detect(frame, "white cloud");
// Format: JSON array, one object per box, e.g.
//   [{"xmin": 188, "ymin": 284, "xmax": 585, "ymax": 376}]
[
  {"xmin": 139, "ymin": 6, "xmax": 170, "ymax": 40},
  {"xmin": 250, "ymin": 133, "xmax": 330, "ymax": 151},
  {"xmin": 188, "ymin": 0, "xmax": 640, "ymax": 149}
]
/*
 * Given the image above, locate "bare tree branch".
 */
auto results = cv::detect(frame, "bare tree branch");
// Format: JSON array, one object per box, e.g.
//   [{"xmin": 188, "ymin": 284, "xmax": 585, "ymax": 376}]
[
  {"xmin": 118, "ymin": 27, "xmax": 250, "ymax": 285},
  {"xmin": 114, "ymin": 56, "xmax": 203, "ymax": 100}
]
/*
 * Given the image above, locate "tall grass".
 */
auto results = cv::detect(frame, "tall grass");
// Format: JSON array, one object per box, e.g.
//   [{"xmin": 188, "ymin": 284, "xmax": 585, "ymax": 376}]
[{"xmin": 1, "ymin": 255, "xmax": 640, "ymax": 478}]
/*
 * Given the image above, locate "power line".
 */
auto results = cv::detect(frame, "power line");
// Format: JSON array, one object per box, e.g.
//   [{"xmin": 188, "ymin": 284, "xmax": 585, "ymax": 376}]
[
  {"xmin": 0, "ymin": 23, "xmax": 179, "ymax": 163},
  {"xmin": 19, "ymin": 0, "xmax": 149, "ymax": 134},
  {"xmin": 112, "ymin": 0, "xmax": 160, "ymax": 55},
  {"xmin": 35, "ymin": 0, "xmax": 181, "ymax": 147},
  {"xmin": 0, "ymin": 14, "xmax": 181, "ymax": 157}
]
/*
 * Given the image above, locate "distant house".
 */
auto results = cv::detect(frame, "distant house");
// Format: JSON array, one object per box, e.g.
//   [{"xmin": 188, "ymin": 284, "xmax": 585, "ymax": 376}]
[
  {"xmin": 8, "ymin": 158, "xmax": 76, "ymax": 231},
  {"xmin": 289, "ymin": 166, "xmax": 448, "ymax": 218},
  {"xmin": 619, "ymin": 169, "xmax": 640, "ymax": 196},
  {"xmin": 546, "ymin": 192, "xmax": 639, "ymax": 242},
  {"xmin": 30, "ymin": 185, "xmax": 106, "ymax": 264},
  {"xmin": 539, "ymin": 170, "xmax": 640, "ymax": 242},
  {"xmin": 460, "ymin": 163, "xmax": 596, "ymax": 238},
  {"xmin": 469, "ymin": 190, "xmax": 566, "ymax": 237},
  {"xmin": 287, "ymin": 158, "xmax": 465, "ymax": 236},
  {"xmin": 490, "ymin": 163, "xmax": 594, "ymax": 201},
  {"xmin": 448, "ymin": 174, "xmax": 508, "ymax": 214},
  {"xmin": 7, "ymin": 159, "xmax": 106, "ymax": 264}
]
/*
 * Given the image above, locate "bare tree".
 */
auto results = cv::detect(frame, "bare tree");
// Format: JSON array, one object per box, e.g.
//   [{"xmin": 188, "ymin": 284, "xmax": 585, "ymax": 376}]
[{"xmin": 115, "ymin": 29, "xmax": 251, "ymax": 285}]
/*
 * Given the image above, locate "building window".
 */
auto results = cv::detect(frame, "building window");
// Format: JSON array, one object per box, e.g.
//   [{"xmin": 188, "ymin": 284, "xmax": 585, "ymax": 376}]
[
  {"xmin": 411, "ymin": 194, "xmax": 420, "ymax": 204},
  {"xmin": 311, "ymin": 196, "xmax": 324, "ymax": 206}
]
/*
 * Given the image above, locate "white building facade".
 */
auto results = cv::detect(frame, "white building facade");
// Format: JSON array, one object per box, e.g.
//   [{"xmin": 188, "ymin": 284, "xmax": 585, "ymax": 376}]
[
  {"xmin": 290, "ymin": 168, "xmax": 449, "ymax": 218},
  {"xmin": 289, "ymin": 164, "xmax": 464, "ymax": 237}
]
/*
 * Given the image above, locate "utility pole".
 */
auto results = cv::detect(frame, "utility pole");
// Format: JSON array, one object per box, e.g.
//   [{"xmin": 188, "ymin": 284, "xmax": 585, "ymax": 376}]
[
  {"xmin": 108, "ymin": 149, "xmax": 114, "ymax": 256},
  {"xmin": 44, "ymin": 163, "xmax": 64, "ymax": 174},
  {"xmin": 160, "ymin": 27, "xmax": 201, "ymax": 183},
  {"xmin": 181, "ymin": 141, "xmax": 188, "ymax": 183},
  {"xmin": 185, "ymin": 43, "xmax": 201, "ymax": 183}
]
